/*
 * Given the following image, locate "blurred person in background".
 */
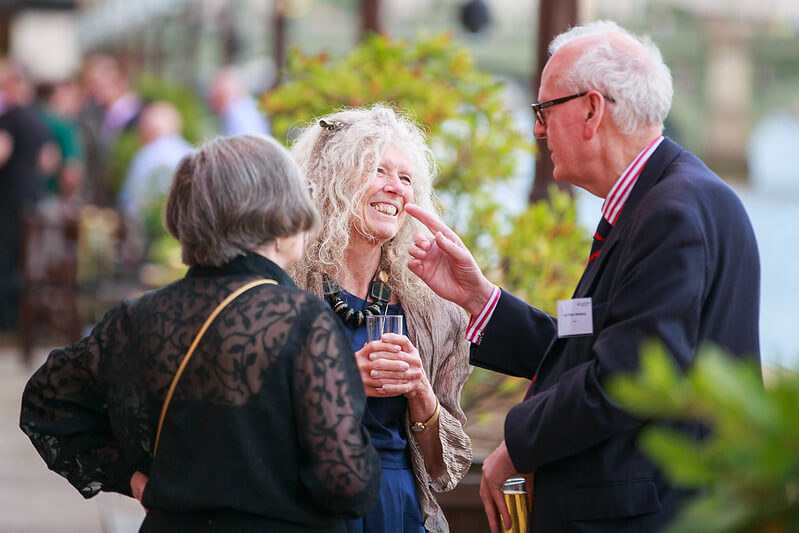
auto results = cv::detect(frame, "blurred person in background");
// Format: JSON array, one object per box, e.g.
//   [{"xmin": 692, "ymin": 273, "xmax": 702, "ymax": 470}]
[
  {"xmin": 20, "ymin": 134, "xmax": 380, "ymax": 532},
  {"xmin": 36, "ymin": 79, "xmax": 85, "ymax": 204},
  {"xmin": 86, "ymin": 55, "xmax": 141, "ymax": 138},
  {"xmin": 290, "ymin": 105, "xmax": 472, "ymax": 533},
  {"xmin": 81, "ymin": 54, "xmax": 141, "ymax": 204},
  {"xmin": 118, "ymin": 101, "xmax": 192, "ymax": 220},
  {"xmin": 0, "ymin": 62, "xmax": 50, "ymax": 331},
  {"xmin": 77, "ymin": 54, "xmax": 109, "ymax": 204},
  {"xmin": 209, "ymin": 66, "xmax": 270, "ymax": 137}
]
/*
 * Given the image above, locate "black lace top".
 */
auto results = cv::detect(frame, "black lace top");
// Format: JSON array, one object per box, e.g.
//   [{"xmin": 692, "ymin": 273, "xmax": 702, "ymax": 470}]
[{"xmin": 20, "ymin": 252, "xmax": 380, "ymax": 531}]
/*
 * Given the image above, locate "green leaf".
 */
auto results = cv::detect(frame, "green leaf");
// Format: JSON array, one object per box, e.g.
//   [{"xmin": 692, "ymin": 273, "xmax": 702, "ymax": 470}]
[
  {"xmin": 639, "ymin": 428, "xmax": 711, "ymax": 485},
  {"xmin": 610, "ymin": 343, "xmax": 799, "ymax": 532},
  {"xmin": 261, "ymin": 33, "xmax": 533, "ymax": 268}
]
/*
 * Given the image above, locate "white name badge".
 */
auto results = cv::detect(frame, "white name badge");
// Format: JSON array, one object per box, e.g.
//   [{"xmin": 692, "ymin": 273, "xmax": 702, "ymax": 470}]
[{"xmin": 557, "ymin": 297, "xmax": 593, "ymax": 337}]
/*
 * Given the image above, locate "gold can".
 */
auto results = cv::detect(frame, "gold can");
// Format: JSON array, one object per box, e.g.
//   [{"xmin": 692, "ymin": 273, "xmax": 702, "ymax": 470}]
[{"xmin": 502, "ymin": 477, "xmax": 530, "ymax": 533}]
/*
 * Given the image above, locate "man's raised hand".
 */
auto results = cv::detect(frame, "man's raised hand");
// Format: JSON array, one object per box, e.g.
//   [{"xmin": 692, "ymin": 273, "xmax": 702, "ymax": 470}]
[{"xmin": 405, "ymin": 203, "xmax": 494, "ymax": 316}]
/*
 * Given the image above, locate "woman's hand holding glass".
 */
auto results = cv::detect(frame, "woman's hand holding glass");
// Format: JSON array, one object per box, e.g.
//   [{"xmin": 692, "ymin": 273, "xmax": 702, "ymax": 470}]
[
  {"xmin": 354, "ymin": 334, "xmax": 434, "ymax": 402},
  {"xmin": 354, "ymin": 340, "xmax": 410, "ymax": 398},
  {"xmin": 371, "ymin": 334, "xmax": 433, "ymax": 399}
]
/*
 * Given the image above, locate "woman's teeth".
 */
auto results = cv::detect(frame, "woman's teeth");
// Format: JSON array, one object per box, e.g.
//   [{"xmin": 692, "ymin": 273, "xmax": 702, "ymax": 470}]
[{"xmin": 373, "ymin": 204, "xmax": 398, "ymax": 216}]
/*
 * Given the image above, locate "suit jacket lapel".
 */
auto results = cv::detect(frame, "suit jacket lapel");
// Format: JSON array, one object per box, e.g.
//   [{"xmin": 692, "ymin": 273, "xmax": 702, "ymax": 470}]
[
  {"xmin": 572, "ymin": 137, "xmax": 684, "ymax": 299},
  {"xmin": 573, "ymin": 238, "xmax": 617, "ymax": 298}
]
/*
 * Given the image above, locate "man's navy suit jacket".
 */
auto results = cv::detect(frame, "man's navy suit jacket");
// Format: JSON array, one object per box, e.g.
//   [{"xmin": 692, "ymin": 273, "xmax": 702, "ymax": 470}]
[{"xmin": 471, "ymin": 138, "xmax": 760, "ymax": 532}]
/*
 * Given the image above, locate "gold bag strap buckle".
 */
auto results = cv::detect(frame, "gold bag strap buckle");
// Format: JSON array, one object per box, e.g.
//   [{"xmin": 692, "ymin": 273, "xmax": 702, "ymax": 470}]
[{"xmin": 152, "ymin": 278, "xmax": 277, "ymax": 457}]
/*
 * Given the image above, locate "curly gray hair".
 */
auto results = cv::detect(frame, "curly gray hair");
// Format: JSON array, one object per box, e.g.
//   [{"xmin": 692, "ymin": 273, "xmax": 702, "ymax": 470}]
[{"xmin": 289, "ymin": 104, "xmax": 438, "ymax": 305}]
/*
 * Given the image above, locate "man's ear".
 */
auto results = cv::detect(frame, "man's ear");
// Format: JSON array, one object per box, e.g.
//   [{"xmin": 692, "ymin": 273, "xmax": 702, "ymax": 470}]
[{"xmin": 583, "ymin": 91, "xmax": 606, "ymax": 140}]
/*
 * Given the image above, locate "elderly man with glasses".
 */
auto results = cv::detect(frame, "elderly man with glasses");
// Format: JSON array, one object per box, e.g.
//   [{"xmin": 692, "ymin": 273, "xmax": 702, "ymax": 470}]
[{"xmin": 404, "ymin": 20, "xmax": 760, "ymax": 533}]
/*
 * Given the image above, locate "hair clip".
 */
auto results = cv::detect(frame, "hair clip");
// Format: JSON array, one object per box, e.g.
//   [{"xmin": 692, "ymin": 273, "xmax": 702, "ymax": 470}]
[{"xmin": 319, "ymin": 119, "xmax": 344, "ymax": 131}]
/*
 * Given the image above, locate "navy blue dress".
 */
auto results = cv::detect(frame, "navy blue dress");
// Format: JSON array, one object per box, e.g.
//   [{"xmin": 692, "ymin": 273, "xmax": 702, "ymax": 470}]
[{"xmin": 340, "ymin": 291, "xmax": 426, "ymax": 533}]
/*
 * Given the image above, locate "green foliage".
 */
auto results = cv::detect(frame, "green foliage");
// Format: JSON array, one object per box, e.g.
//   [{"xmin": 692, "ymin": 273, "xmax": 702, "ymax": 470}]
[
  {"xmin": 496, "ymin": 186, "xmax": 590, "ymax": 314},
  {"xmin": 141, "ymin": 231, "xmax": 186, "ymax": 288},
  {"xmin": 262, "ymin": 33, "xmax": 531, "ymax": 258},
  {"xmin": 610, "ymin": 343, "xmax": 799, "ymax": 532},
  {"xmin": 140, "ymin": 191, "xmax": 168, "ymax": 244},
  {"xmin": 138, "ymin": 175, "xmax": 185, "ymax": 286},
  {"xmin": 461, "ymin": 359, "xmax": 522, "ymax": 412},
  {"xmin": 107, "ymin": 131, "xmax": 142, "ymax": 199}
]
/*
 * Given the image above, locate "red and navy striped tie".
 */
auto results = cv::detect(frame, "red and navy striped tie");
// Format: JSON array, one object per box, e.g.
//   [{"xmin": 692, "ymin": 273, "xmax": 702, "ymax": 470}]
[{"xmin": 588, "ymin": 217, "xmax": 612, "ymax": 263}]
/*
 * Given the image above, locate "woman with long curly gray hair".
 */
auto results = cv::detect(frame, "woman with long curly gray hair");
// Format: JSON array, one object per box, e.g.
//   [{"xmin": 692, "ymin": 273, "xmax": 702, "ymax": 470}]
[{"xmin": 290, "ymin": 105, "xmax": 472, "ymax": 533}]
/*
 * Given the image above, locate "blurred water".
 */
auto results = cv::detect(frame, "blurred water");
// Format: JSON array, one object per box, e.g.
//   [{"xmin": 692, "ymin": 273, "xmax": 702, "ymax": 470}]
[
  {"xmin": 735, "ymin": 188, "xmax": 799, "ymax": 369},
  {"xmin": 748, "ymin": 113, "xmax": 799, "ymax": 196},
  {"xmin": 745, "ymin": 113, "xmax": 799, "ymax": 368}
]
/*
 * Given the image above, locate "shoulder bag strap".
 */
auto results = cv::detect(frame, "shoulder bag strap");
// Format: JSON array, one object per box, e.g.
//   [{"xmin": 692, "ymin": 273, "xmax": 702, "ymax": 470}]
[{"xmin": 152, "ymin": 278, "xmax": 278, "ymax": 457}]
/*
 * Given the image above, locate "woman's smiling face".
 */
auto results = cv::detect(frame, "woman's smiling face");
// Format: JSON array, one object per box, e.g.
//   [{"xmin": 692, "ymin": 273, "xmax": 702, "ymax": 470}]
[{"xmin": 355, "ymin": 144, "xmax": 415, "ymax": 244}]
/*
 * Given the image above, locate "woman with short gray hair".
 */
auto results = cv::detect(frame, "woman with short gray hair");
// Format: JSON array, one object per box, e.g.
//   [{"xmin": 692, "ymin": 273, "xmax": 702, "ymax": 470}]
[
  {"xmin": 165, "ymin": 134, "xmax": 317, "ymax": 267},
  {"xmin": 21, "ymin": 134, "xmax": 380, "ymax": 532}
]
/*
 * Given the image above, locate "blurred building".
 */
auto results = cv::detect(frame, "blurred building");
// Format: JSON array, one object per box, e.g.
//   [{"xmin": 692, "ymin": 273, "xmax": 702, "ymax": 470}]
[
  {"xmin": 76, "ymin": 0, "xmax": 278, "ymax": 94},
  {"xmin": 1, "ymin": 1, "xmax": 80, "ymax": 81},
  {"xmin": 105, "ymin": 1, "xmax": 799, "ymax": 176}
]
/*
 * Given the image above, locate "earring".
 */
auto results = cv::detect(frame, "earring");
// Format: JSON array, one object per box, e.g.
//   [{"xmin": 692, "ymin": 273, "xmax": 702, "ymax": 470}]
[{"xmin": 275, "ymin": 238, "xmax": 281, "ymax": 252}]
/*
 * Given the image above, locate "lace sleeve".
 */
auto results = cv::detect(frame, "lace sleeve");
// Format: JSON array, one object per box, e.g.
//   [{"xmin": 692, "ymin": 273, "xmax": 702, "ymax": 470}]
[
  {"xmin": 293, "ymin": 303, "xmax": 380, "ymax": 517},
  {"xmin": 19, "ymin": 308, "xmax": 135, "ymax": 498}
]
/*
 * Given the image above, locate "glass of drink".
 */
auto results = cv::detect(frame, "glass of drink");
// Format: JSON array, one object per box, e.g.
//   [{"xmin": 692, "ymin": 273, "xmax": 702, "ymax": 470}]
[
  {"xmin": 502, "ymin": 477, "xmax": 530, "ymax": 533},
  {"xmin": 366, "ymin": 314, "xmax": 403, "ymax": 342}
]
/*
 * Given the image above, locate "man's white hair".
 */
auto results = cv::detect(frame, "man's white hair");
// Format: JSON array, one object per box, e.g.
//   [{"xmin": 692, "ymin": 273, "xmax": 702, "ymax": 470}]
[{"xmin": 549, "ymin": 20, "xmax": 672, "ymax": 135}]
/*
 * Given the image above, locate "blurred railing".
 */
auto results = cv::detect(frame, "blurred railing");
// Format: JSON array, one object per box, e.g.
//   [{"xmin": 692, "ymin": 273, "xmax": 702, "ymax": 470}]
[{"xmin": 17, "ymin": 201, "xmax": 146, "ymax": 364}]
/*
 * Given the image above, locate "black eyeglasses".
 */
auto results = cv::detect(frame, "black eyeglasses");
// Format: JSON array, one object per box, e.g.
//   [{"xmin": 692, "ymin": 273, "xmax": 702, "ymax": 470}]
[{"xmin": 531, "ymin": 92, "xmax": 615, "ymax": 127}]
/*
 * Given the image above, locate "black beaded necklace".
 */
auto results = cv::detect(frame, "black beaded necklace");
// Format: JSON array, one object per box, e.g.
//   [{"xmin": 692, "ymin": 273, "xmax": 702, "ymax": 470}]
[{"xmin": 323, "ymin": 270, "xmax": 392, "ymax": 328}]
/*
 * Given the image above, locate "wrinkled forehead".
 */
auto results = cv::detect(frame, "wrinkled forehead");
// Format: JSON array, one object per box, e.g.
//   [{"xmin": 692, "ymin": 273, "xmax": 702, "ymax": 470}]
[
  {"xmin": 538, "ymin": 50, "xmax": 575, "ymax": 100},
  {"xmin": 380, "ymin": 144, "xmax": 412, "ymax": 170}
]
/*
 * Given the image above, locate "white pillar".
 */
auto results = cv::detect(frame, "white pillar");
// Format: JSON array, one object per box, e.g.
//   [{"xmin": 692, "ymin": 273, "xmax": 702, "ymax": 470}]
[{"xmin": 704, "ymin": 18, "xmax": 753, "ymax": 178}]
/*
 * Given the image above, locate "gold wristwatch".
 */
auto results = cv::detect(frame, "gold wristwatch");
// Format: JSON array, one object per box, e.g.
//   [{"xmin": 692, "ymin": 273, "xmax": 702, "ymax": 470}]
[{"xmin": 410, "ymin": 397, "xmax": 440, "ymax": 433}]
